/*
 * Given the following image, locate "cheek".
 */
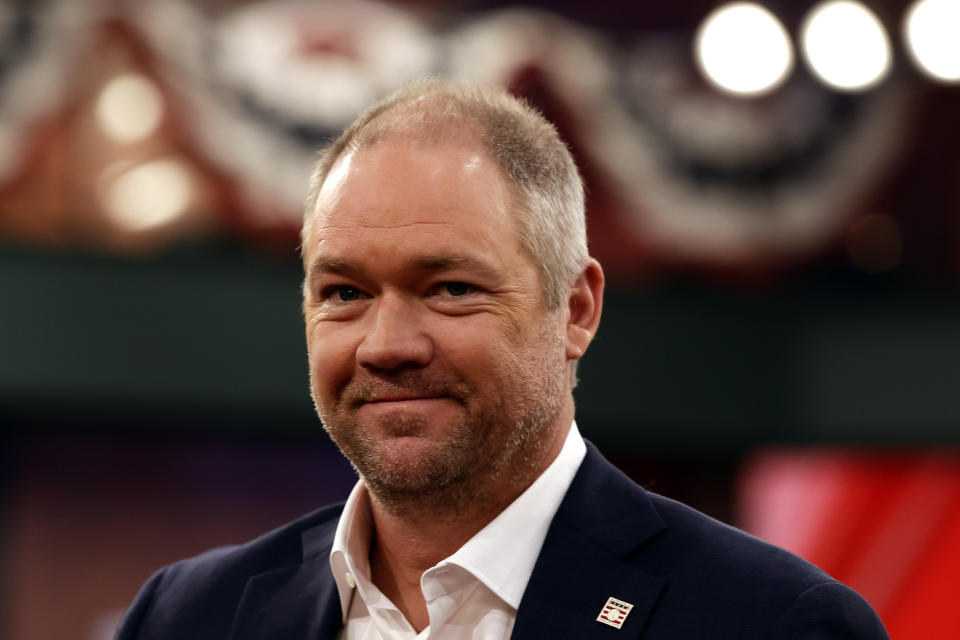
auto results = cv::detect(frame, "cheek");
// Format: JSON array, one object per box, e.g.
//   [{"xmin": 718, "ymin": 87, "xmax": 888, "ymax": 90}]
[
  {"xmin": 432, "ymin": 318, "xmax": 525, "ymax": 379},
  {"xmin": 306, "ymin": 323, "xmax": 358, "ymax": 400}
]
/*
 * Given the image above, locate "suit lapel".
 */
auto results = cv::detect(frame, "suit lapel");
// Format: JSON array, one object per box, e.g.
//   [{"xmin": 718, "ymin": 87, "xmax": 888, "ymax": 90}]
[
  {"xmin": 512, "ymin": 443, "xmax": 668, "ymax": 639},
  {"xmin": 229, "ymin": 521, "xmax": 343, "ymax": 640}
]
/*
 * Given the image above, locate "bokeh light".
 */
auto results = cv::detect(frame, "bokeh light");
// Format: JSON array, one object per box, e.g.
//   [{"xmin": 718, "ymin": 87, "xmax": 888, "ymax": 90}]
[
  {"xmin": 95, "ymin": 73, "xmax": 165, "ymax": 143},
  {"xmin": 101, "ymin": 159, "xmax": 193, "ymax": 231},
  {"xmin": 801, "ymin": 1, "xmax": 892, "ymax": 91},
  {"xmin": 904, "ymin": 0, "xmax": 960, "ymax": 83},
  {"xmin": 694, "ymin": 2, "xmax": 794, "ymax": 97}
]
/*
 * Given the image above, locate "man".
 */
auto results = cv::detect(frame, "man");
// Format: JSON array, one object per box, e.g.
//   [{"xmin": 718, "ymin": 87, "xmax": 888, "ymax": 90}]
[{"xmin": 117, "ymin": 78, "xmax": 888, "ymax": 639}]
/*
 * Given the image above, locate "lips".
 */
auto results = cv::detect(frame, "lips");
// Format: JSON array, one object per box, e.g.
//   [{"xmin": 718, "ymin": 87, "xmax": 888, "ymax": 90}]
[
  {"xmin": 365, "ymin": 394, "xmax": 446, "ymax": 403},
  {"xmin": 340, "ymin": 373, "xmax": 472, "ymax": 409}
]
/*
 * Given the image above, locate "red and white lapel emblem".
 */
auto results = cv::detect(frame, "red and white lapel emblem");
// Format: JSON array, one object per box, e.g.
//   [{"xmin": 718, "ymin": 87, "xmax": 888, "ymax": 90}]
[{"xmin": 596, "ymin": 596, "xmax": 634, "ymax": 629}]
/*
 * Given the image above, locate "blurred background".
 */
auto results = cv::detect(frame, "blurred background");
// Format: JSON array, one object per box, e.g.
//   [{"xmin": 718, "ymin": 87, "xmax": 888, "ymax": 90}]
[{"xmin": 0, "ymin": 0, "xmax": 957, "ymax": 637}]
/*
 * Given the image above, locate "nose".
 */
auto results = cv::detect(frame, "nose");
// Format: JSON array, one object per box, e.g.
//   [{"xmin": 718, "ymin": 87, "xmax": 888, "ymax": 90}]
[{"xmin": 356, "ymin": 293, "xmax": 434, "ymax": 371}]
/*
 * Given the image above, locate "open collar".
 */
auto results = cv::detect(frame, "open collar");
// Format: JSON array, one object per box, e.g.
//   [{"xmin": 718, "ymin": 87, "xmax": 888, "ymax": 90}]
[{"xmin": 328, "ymin": 421, "xmax": 587, "ymax": 619}]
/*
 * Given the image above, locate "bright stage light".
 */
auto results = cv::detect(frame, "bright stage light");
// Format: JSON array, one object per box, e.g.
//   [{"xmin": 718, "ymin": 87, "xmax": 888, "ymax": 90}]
[
  {"xmin": 801, "ymin": 1, "xmax": 892, "ymax": 91},
  {"xmin": 695, "ymin": 3, "xmax": 794, "ymax": 97},
  {"xmin": 102, "ymin": 159, "xmax": 193, "ymax": 231},
  {"xmin": 95, "ymin": 73, "xmax": 165, "ymax": 143},
  {"xmin": 904, "ymin": 0, "xmax": 960, "ymax": 83}
]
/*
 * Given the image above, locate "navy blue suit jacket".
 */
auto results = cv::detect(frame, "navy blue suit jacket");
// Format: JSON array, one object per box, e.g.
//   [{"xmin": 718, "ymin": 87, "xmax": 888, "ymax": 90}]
[{"xmin": 117, "ymin": 442, "xmax": 888, "ymax": 639}]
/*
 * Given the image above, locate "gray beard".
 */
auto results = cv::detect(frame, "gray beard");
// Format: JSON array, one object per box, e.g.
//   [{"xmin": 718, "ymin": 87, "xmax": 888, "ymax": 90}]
[
  {"xmin": 325, "ymin": 391, "xmax": 561, "ymax": 520},
  {"xmin": 318, "ymin": 328, "xmax": 568, "ymax": 521}
]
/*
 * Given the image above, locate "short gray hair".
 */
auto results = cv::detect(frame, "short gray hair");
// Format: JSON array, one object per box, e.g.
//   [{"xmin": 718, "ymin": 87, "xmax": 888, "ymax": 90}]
[{"xmin": 302, "ymin": 77, "xmax": 588, "ymax": 309}]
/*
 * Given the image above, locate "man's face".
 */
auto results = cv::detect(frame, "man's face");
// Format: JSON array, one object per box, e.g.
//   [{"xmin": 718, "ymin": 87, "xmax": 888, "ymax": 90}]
[{"xmin": 302, "ymin": 136, "xmax": 571, "ymax": 508}]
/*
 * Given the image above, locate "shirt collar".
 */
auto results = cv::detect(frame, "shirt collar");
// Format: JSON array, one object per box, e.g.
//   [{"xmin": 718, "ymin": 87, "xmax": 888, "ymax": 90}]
[
  {"xmin": 439, "ymin": 420, "xmax": 586, "ymax": 608},
  {"xmin": 329, "ymin": 479, "xmax": 377, "ymax": 621},
  {"xmin": 329, "ymin": 421, "xmax": 586, "ymax": 620}
]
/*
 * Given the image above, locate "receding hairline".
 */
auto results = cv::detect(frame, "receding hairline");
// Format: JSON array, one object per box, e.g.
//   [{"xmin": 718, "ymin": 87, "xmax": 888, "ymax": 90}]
[
  {"xmin": 305, "ymin": 118, "xmax": 532, "ymax": 251},
  {"xmin": 305, "ymin": 91, "xmax": 512, "ymax": 225},
  {"xmin": 304, "ymin": 131, "xmax": 538, "ymax": 281}
]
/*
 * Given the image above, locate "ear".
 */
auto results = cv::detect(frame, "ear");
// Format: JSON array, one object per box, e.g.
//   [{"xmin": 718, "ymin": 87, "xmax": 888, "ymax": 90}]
[{"xmin": 565, "ymin": 259, "xmax": 604, "ymax": 361}]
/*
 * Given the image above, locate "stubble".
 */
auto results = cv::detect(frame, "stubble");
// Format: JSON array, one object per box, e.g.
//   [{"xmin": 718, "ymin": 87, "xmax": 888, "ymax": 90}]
[{"xmin": 315, "ymin": 319, "xmax": 568, "ymax": 520}]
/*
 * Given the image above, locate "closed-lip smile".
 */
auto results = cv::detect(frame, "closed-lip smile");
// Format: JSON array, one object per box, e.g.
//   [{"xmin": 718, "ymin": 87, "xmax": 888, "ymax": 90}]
[{"xmin": 367, "ymin": 394, "xmax": 444, "ymax": 403}]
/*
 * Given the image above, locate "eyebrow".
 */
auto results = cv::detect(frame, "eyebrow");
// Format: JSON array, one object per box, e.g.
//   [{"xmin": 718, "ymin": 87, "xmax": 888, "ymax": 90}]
[
  {"xmin": 307, "ymin": 253, "xmax": 500, "ymax": 282},
  {"xmin": 413, "ymin": 254, "xmax": 498, "ymax": 276},
  {"xmin": 308, "ymin": 257, "xmax": 356, "ymax": 278}
]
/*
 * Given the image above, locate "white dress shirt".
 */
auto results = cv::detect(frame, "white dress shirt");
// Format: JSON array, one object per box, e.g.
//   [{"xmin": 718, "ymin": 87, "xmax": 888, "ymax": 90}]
[{"xmin": 329, "ymin": 421, "xmax": 587, "ymax": 639}]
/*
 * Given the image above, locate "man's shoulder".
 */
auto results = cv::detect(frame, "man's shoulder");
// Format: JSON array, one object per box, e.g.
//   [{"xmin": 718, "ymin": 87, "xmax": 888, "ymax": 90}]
[
  {"xmin": 638, "ymin": 493, "xmax": 887, "ymax": 637},
  {"xmin": 116, "ymin": 502, "xmax": 345, "ymax": 640},
  {"xmin": 571, "ymin": 442, "xmax": 833, "ymax": 587},
  {"xmin": 546, "ymin": 442, "xmax": 888, "ymax": 638},
  {"xmin": 166, "ymin": 501, "xmax": 343, "ymax": 583},
  {"xmin": 645, "ymin": 489, "xmax": 831, "ymax": 588}
]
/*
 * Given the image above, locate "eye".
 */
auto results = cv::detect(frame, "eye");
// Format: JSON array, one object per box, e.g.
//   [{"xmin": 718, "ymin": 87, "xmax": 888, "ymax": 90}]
[
  {"xmin": 442, "ymin": 282, "xmax": 473, "ymax": 296},
  {"xmin": 322, "ymin": 285, "xmax": 367, "ymax": 302}
]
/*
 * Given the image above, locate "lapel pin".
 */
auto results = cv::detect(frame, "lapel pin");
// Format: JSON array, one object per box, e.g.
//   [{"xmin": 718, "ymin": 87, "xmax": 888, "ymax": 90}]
[{"xmin": 596, "ymin": 596, "xmax": 634, "ymax": 629}]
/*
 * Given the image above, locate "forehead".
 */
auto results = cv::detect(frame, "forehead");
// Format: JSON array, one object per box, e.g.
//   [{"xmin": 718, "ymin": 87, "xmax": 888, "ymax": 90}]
[{"xmin": 305, "ymin": 137, "xmax": 520, "ymax": 257}]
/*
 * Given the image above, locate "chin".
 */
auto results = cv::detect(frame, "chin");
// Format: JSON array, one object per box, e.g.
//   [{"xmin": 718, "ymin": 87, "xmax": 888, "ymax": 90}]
[{"xmin": 364, "ymin": 444, "xmax": 471, "ymax": 496}]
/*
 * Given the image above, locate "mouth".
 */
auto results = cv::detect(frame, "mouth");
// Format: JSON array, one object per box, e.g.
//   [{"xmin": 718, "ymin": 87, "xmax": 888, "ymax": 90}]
[
  {"xmin": 356, "ymin": 396, "xmax": 457, "ymax": 419},
  {"xmin": 364, "ymin": 395, "xmax": 449, "ymax": 405},
  {"xmin": 368, "ymin": 393, "xmax": 438, "ymax": 401},
  {"xmin": 342, "ymin": 376, "xmax": 470, "ymax": 409}
]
